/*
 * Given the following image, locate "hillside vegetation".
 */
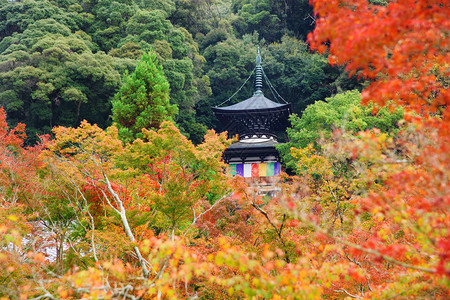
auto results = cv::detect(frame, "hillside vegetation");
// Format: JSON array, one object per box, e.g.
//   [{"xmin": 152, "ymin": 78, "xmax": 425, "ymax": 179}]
[
  {"xmin": 0, "ymin": 0, "xmax": 361, "ymax": 143},
  {"xmin": 0, "ymin": 0, "xmax": 448, "ymax": 299}
]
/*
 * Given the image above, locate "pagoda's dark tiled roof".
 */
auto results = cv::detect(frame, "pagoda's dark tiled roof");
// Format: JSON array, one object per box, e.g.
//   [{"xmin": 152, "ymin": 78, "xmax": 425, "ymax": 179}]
[
  {"xmin": 213, "ymin": 94, "xmax": 290, "ymax": 113},
  {"xmin": 223, "ymin": 139, "xmax": 281, "ymax": 163},
  {"xmin": 227, "ymin": 139, "xmax": 279, "ymax": 149}
]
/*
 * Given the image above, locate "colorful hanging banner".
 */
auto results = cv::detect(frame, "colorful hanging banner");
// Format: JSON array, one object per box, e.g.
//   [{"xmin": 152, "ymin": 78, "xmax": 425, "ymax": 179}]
[
  {"xmin": 229, "ymin": 163, "xmax": 281, "ymax": 177},
  {"xmin": 236, "ymin": 164, "xmax": 244, "ymax": 177},
  {"xmin": 229, "ymin": 164, "xmax": 237, "ymax": 176},
  {"xmin": 259, "ymin": 163, "xmax": 267, "ymax": 177},
  {"xmin": 274, "ymin": 162, "xmax": 281, "ymax": 175},
  {"xmin": 243, "ymin": 164, "xmax": 252, "ymax": 177},
  {"xmin": 251, "ymin": 164, "xmax": 259, "ymax": 177},
  {"xmin": 266, "ymin": 162, "xmax": 275, "ymax": 176}
]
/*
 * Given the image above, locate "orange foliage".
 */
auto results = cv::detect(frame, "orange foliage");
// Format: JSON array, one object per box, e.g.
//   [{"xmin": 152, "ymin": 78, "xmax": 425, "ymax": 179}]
[
  {"xmin": 308, "ymin": 0, "xmax": 449, "ymax": 113},
  {"xmin": 1, "ymin": 1, "xmax": 449, "ymax": 298}
]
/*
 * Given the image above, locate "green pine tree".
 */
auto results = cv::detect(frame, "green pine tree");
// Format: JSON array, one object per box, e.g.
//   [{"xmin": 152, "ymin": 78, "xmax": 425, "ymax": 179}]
[{"xmin": 112, "ymin": 52, "xmax": 178, "ymax": 142}]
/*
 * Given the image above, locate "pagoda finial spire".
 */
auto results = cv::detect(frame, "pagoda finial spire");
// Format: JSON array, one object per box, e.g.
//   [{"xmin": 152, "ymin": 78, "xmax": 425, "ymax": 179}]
[{"xmin": 254, "ymin": 47, "xmax": 263, "ymax": 96}]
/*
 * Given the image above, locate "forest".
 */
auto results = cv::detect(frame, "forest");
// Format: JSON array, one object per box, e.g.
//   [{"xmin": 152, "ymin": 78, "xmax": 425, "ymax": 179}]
[{"xmin": 0, "ymin": 0, "xmax": 448, "ymax": 299}]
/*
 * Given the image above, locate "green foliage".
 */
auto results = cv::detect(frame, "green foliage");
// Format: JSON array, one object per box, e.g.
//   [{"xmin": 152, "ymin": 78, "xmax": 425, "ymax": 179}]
[
  {"xmin": 119, "ymin": 10, "xmax": 172, "ymax": 50},
  {"xmin": 0, "ymin": 19, "xmax": 135, "ymax": 142},
  {"xmin": 0, "ymin": 0, "xmax": 83, "ymax": 38},
  {"xmin": 231, "ymin": 0, "xmax": 315, "ymax": 42},
  {"xmin": 112, "ymin": 52, "xmax": 177, "ymax": 142},
  {"xmin": 0, "ymin": 0, "xmax": 365, "ymax": 145},
  {"xmin": 369, "ymin": 0, "xmax": 390, "ymax": 5},
  {"xmin": 119, "ymin": 121, "xmax": 230, "ymax": 230},
  {"xmin": 263, "ymin": 36, "xmax": 362, "ymax": 113},
  {"xmin": 231, "ymin": 0, "xmax": 284, "ymax": 42},
  {"xmin": 0, "ymin": 0, "xmax": 213, "ymax": 143},
  {"xmin": 170, "ymin": 0, "xmax": 229, "ymax": 37},
  {"xmin": 89, "ymin": 1, "xmax": 212, "ymax": 140},
  {"xmin": 197, "ymin": 35, "xmax": 362, "ymax": 130},
  {"xmin": 0, "ymin": 0, "xmax": 447, "ymax": 298},
  {"xmin": 277, "ymin": 90, "xmax": 404, "ymax": 170},
  {"xmin": 196, "ymin": 34, "xmax": 257, "ymax": 129}
]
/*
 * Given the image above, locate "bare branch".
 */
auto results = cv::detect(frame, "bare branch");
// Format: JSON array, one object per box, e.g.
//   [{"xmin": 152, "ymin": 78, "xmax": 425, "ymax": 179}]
[
  {"xmin": 334, "ymin": 288, "xmax": 362, "ymax": 298},
  {"xmin": 246, "ymin": 192, "xmax": 290, "ymax": 263},
  {"xmin": 183, "ymin": 193, "xmax": 230, "ymax": 238}
]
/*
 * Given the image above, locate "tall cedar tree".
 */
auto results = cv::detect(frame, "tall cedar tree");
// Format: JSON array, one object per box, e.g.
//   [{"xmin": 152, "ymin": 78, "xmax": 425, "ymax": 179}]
[{"xmin": 112, "ymin": 52, "xmax": 178, "ymax": 142}]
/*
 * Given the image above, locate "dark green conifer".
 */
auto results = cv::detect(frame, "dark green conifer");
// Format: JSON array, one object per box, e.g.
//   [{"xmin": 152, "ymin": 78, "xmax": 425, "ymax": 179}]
[{"xmin": 112, "ymin": 52, "xmax": 178, "ymax": 142}]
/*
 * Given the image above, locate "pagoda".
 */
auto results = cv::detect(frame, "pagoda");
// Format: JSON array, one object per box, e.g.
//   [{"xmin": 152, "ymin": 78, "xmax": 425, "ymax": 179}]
[{"xmin": 212, "ymin": 49, "xmax": 292, "ymax": 179}]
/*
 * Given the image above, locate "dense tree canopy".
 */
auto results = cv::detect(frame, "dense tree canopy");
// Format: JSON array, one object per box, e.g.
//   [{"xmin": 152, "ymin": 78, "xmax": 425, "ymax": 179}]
[
  {"xmin": 1, "ymin": 0, "xmax": 448, "ymax": 298},
  {"xmin": 309, "ymin": 0, "xmax": 448, "ymax": 113},
  {"xmin": 230, "ymin": 0, "xmax": 315, "ymax": 42},
  {"xmin": 0, "ymin": 0, "xmax": 212, "ymax": 142},
  {"xmin": 197, "ymin": 34, "xmax": 361, "ymax": 130},
  {"xmin": 0, "ymin": 0, "xmax": 359, "ymax": 143},
  {"xmin": 278, "ymin": 90, "xmax": 404, "ymax": 170}
]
